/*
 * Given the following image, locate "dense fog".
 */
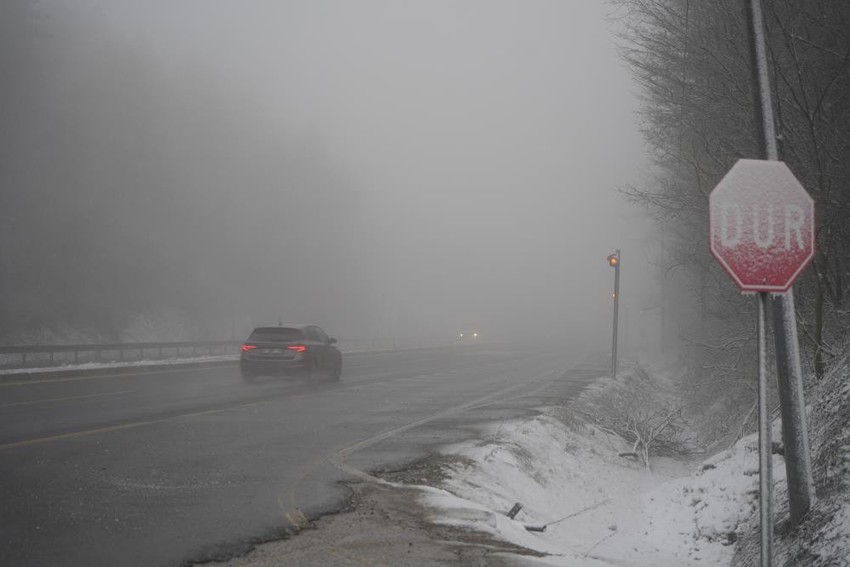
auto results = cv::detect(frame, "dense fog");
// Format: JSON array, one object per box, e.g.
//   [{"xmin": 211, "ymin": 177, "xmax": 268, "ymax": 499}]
[{"xmin": 1, "ymin": 1, "xmax": 650, "ymax": 347}]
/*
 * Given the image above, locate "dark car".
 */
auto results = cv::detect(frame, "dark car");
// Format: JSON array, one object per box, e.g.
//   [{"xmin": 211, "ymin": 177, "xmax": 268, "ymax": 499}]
[{"xmin": 239, "ymin": 324, "xmax": 342, "ymax": 382}]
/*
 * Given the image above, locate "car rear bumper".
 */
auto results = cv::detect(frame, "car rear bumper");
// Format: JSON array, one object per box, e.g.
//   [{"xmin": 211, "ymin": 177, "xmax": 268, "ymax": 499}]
[{"xmin": 239, "ymin": 358, "xmax": 307, "ymax": 375}]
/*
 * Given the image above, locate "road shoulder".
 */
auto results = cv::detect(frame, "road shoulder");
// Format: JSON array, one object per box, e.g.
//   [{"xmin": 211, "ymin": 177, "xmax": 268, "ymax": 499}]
[{"xmin": 200, "ymin": 456, "xmax": 540, "ymax": 567}]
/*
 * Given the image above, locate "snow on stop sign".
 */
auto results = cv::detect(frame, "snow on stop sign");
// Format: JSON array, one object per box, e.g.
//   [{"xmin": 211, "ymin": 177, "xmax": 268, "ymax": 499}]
[{"xmin": 709, "ymin": 159, "xmax": 815, "ymax": 293}]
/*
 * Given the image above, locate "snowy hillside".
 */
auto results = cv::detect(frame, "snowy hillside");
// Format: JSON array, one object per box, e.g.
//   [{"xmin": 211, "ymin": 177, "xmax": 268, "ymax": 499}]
[{"xmin": 415, "ymin": 360, "xmax": 850, "ymax": 566}]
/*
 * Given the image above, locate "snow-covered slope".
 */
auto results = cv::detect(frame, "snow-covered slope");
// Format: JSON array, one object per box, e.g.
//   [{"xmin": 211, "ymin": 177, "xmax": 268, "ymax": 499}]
[
  {"xmin": 417, "ymin": 358, "xmax": 850, "ymax": 566},
  {"xmin": 420, "ymin": 414, "xmax": 767, "ymax": 565}
]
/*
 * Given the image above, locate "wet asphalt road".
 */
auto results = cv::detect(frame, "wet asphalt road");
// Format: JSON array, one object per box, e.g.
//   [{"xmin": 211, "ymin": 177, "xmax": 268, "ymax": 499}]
[{"xmin": 0, "ymin": 344, "xmax": 602, "ymax": 567}]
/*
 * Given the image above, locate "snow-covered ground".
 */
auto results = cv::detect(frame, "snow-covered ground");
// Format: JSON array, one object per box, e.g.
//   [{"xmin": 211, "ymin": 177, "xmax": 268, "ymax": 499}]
[
  {"xmin": 417, "ymin": 414, "xmax": 766, "ymax": 565},
  {"xmin": 414, "ymin": 360, "xmax": 850, "ymax": 566}
]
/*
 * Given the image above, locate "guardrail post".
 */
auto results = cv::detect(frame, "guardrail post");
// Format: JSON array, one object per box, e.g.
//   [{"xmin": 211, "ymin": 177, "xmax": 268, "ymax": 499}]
[
  {"xmin": 22, "ymin": 352, "xmax": 27, "ymax": 366},
  {"xmin": 49, "ymin": 351, "xmax": 54, "ymax": 365},
  {"xmin": 74, "ymin": 350, "xmax": 79, "ymax": 364}
]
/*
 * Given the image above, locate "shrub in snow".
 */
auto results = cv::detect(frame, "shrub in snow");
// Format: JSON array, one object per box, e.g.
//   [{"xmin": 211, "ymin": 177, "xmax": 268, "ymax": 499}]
[{"xmin": 570, "ymin": 366, "xmax": 693, "ymax": 470}]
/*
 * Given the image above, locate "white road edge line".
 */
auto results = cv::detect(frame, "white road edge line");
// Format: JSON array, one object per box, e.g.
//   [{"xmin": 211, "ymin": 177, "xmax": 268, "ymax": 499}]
[{"xmin": 327, "ymin": 364, "xmax": 567, "ymax": 483}]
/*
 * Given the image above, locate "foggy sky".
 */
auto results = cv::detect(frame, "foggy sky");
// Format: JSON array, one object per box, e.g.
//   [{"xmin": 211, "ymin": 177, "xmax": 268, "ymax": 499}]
[{"xmin": 5, "ymin": 1, "xmax": 652, "ymax": 347}]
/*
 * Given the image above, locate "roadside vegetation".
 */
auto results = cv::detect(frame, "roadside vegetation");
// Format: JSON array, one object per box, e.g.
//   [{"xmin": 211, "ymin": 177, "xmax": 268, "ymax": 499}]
[
  {"xmin": 610, "ymin": 2, "xmax": 850, "ymax": 562},
  {"xmin": 570, "ymin": 365, "xmax": 696, "ymax": 471},
  {"xmin": 612, "ymin": 0, "xmax": 850, "ymax": 380}
]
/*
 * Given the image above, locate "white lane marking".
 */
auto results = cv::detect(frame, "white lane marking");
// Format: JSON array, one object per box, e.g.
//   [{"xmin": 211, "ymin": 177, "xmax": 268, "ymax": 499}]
[
  {"xmin": 275, "ymin": 361, "xmax": 571, "ymax": 529},
  {"xmin": 328, "ymin": 365, "xmax": 565, "ymax": 482},
  {"xmin": 1, "ymin": 352, "xmax": 564, "ymax": 454}
]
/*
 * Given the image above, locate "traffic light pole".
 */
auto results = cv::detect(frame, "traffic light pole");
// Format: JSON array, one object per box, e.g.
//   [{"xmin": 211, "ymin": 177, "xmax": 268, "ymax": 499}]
[
  {"xmin": 745, "ymin": 0, "xmax": 814, "ymax": 529},
  {"xmin": 611, "ymin": 249, "xmax": 620, "ymax": 379}
]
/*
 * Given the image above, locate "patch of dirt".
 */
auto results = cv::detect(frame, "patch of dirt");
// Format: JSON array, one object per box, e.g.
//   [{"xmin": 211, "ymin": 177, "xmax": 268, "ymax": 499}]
[
  {"xmin": 376, "ymin": 454, "xmax": 475, "ymax": 487},
  {"xmin": 199, "ymin": 455, "xmax": 541, "ymax": 567}
]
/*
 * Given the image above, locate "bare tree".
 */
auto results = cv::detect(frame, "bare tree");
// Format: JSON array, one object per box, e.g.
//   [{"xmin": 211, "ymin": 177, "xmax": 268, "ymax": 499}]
[{"xmin": 612, "ymin": 0, "xmax": 850, "ymax": 381}]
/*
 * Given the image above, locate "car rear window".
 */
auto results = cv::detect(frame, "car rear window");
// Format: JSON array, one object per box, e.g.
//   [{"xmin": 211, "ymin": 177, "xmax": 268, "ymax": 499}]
[{"xmin": 248, "ymin": 327, "xmax": 305, "ymax": 342}]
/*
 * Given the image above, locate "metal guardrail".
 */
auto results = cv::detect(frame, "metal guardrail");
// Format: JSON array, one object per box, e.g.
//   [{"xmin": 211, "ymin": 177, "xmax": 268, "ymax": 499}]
[
  {"xmin": 0, "ymin": 337, "xmax": 455, "ymax": 370},
  {"xmin": 337, "ymin": 337, "xmax": 453, "ymax": 353},
  {"xmin": 0, "ymin": 341, "xmax": 239, "ymax": 368}
]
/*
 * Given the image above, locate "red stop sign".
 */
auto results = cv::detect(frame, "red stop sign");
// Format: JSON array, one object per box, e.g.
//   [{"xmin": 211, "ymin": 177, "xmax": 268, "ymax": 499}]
[{"xmin": 709, "ymin": 159, "xmax": 814, "ymax": 293}]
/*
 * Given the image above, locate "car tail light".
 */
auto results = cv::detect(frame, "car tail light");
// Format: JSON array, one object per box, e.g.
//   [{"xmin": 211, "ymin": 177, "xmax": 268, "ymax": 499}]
[
  {"xmin": 287, "ymin": 345, "xmax": 307, "ymax": 353},
  {"xmin": 241, "ymin": 344, "xmax": 256, "ymax": 352}
]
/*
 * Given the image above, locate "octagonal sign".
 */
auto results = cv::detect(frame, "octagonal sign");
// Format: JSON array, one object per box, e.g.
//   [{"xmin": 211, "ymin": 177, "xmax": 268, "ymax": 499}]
[{"xmin": 709, "ymin": 159, "xmax": 814, "ymax": 293}]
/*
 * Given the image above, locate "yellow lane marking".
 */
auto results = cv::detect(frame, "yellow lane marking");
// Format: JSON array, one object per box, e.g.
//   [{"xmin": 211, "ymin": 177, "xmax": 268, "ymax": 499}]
[
  {"xmin": 0, "ymin": 390, "xmax": 137, "ymax": 409},
  {"xmin": 0, "ymin": 399, "xmax": 271, "ymax": 451},
  {"xmin": 0, "ymin": 364, "xmax": 234, "ymax": 387},
  {"xmin": 0, "ymin": 421, "xmax": 156, "ymax": 451}
]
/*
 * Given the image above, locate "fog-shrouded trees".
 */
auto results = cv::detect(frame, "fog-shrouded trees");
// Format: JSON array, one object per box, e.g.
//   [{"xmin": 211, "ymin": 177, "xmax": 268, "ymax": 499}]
[
  {"xmin": 0, "ymin": 4, "xmax": 367, "ymax": 343},
  {"xmin": 614, "ymin": 0, "xmax": 850, "ymax": 381}
]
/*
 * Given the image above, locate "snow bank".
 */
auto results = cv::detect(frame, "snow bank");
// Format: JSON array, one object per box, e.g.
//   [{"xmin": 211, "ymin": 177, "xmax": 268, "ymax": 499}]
[
  {"xmin": 418, "ymin": 412, "xmax": 784, "ymax": 566},
  {"xmin": 416, "ymin": 349, "xmax": 850, "ymax": 566}
]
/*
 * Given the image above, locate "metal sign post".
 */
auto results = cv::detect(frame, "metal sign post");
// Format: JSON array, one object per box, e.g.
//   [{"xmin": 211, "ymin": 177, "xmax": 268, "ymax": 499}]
[
  {"xmin": 757, "ymin": 291, "xmax": 773, "ymax": 567},
  {"xmin": 710, "ymin": 157, "xmax": 815, "ymax": 567},
  {"xmin": 710, "ymin": 160, "xmax": 816, "ymax": 567}
]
